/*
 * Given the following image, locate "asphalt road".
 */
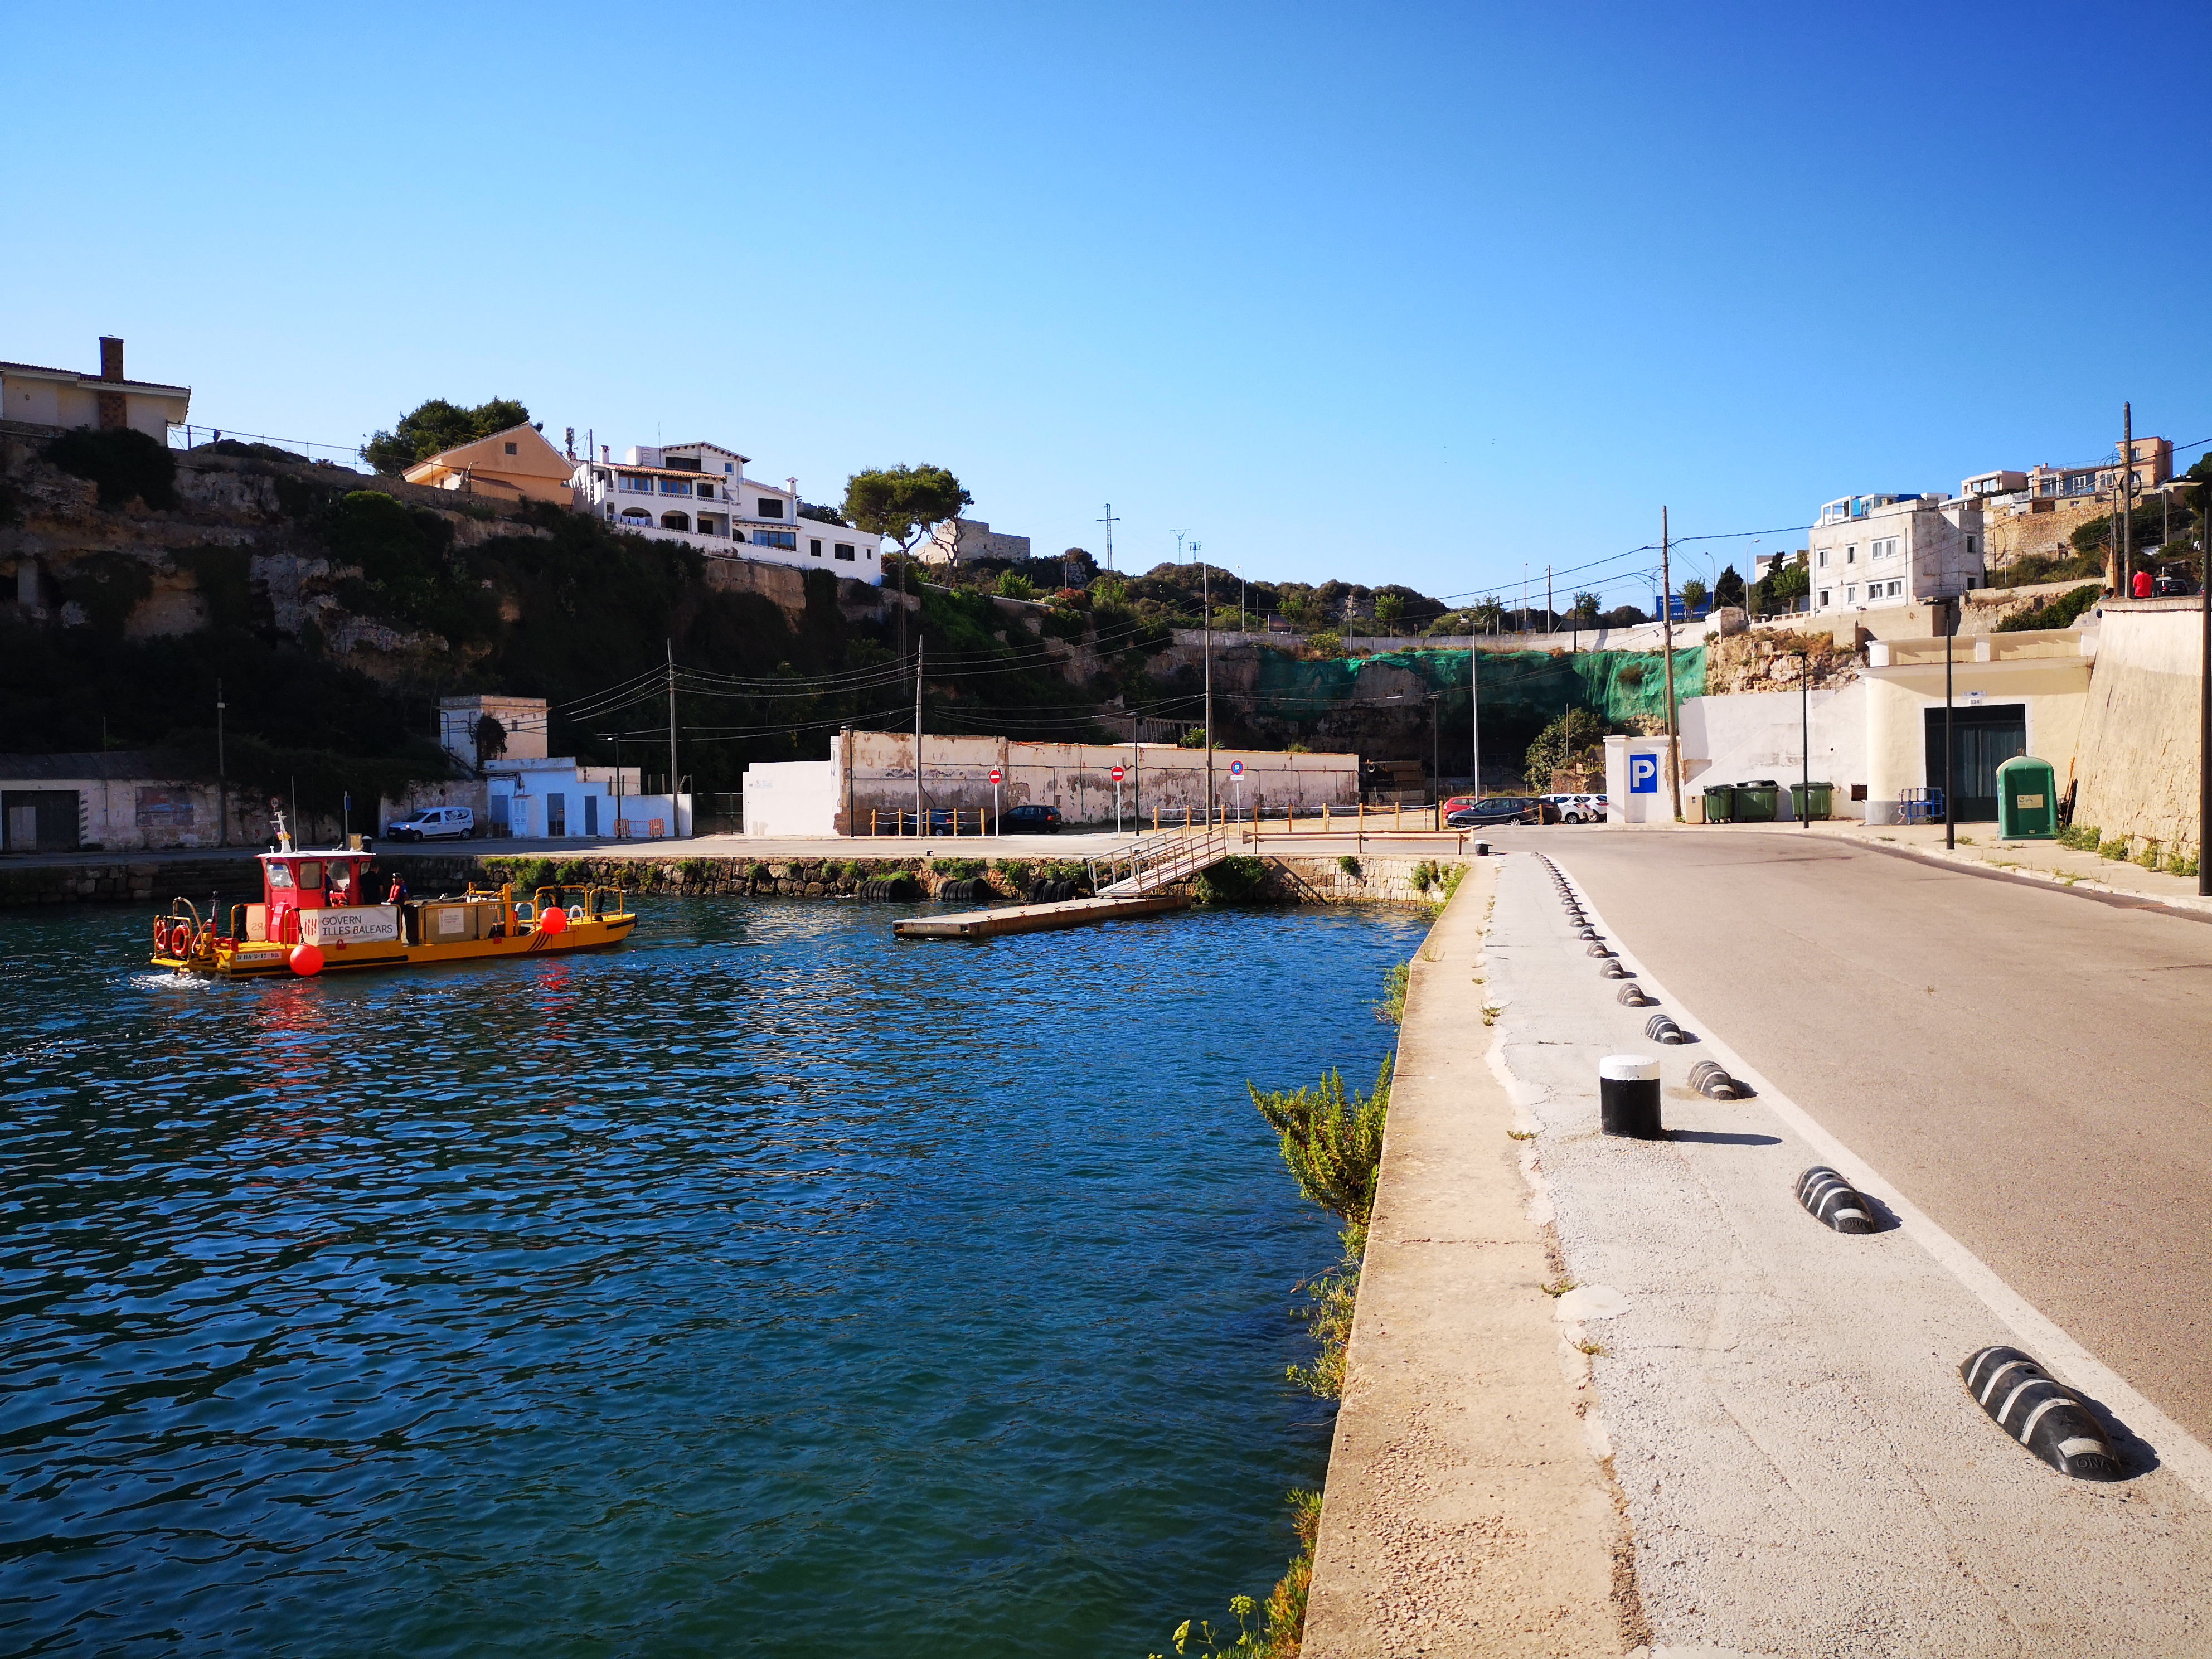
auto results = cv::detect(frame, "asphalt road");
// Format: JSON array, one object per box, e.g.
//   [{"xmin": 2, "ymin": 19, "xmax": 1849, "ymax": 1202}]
[{"xmin": 1484, "ymin": 823, "xmax": 2212, "ymax": 1447}]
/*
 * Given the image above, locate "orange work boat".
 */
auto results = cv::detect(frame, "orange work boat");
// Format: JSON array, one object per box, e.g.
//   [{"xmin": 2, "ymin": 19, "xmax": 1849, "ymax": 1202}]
[{"xmin": 150, "ymin": 823, "xmax": 634, "ymax": 978}]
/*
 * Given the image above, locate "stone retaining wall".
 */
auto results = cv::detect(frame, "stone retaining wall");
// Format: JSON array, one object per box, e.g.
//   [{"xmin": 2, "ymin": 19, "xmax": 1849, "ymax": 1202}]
[
  {"xmin": 0, "ymin": 857, "xmax": 257, "ymax": 906},
  {"xmin": 384, "ymin": 848, "xmax": 1469, "ymax": 906},
  {"xmin": 2, "ymin": 846, "xmax": 1478, "ymax": 909}
]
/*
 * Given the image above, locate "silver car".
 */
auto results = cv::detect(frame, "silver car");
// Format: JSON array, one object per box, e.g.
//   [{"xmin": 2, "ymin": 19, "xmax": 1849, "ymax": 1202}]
[{"xmin": 1541, "ymin": 792, "xmax": 1608, "ymax": 824}]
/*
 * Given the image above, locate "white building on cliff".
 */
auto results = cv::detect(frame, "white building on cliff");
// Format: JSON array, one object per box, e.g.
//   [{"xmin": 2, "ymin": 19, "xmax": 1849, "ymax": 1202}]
[{"xmin": 571, "ymin": 440, "xmax": 886, "ymax": 583}]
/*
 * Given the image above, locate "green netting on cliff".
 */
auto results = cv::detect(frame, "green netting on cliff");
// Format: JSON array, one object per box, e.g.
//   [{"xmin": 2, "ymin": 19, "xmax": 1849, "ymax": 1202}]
[
  {"xmin": 1245, "ymin": 646, "xmax": 1706, "ymax": 761},
  {"xmin": 1249, "ymin": 647, "xmax": 1704, "ymax": 721}
]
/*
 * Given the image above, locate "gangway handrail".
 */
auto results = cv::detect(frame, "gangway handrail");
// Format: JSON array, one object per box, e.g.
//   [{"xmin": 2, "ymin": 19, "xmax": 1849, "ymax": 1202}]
[{"xmin": 1088, "ymin": 826, "xmax": 1229, "ymax": 898}]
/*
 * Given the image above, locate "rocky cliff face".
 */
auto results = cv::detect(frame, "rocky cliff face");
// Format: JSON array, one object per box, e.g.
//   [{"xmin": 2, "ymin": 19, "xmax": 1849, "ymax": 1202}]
[
  {"xmin": 1704, "ymin": 628, "xmax": 1860, "ymax": 696},
  {"xmin": 1, "ymin": 441, "xmax": 547, "ymax": 683}
]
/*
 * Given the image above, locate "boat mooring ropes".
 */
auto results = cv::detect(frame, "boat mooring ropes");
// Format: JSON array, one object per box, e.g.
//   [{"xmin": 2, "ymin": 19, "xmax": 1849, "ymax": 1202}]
[
  {"xmin": 1687, "ymin": 1059, "xmax": 1752, "ymax": 1099},
  {"xmin": 1794, "ymin": 1166, "xmax": 1876, "ymax": 1234},
  {"xmin": 1961, "ymin": 1346, "xmax": 2124, "ymax": 1480}
]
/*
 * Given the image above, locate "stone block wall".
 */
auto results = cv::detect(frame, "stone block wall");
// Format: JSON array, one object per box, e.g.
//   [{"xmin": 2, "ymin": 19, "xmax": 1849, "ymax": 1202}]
[{"xmin": 2070, "ymin": 596, "xmax": 2204, "ymax": 856}]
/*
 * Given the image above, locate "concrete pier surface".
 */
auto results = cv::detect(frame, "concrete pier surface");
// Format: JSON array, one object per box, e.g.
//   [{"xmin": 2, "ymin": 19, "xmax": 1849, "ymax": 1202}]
[{"xmin": 1304, "ymin": 860, "xmax": 1643, "ymax": 1657}]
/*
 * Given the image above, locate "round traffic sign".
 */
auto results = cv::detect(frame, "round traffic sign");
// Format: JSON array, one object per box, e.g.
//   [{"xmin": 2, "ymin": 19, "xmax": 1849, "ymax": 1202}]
[
  {"xmin": 1229, "ymin": 760, "xmax": 1245, "ymax": 777},
  {"xmin": 1111, "ymin": 765, "xmax": 1126, "ymax": 782},
  {"xmin": 988, "ymin": 768, "xmax": 1002, "ymax": 785}
]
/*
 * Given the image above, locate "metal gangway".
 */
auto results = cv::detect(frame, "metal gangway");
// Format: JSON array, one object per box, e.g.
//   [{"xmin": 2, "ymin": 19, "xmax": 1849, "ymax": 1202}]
[{"xmin": 1087, "ymin": 826, "xmax": 1229, "ymax": 899}]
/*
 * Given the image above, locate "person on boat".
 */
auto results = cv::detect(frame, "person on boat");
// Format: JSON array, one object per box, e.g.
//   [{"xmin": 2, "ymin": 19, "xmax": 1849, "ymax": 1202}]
[
  {"xmin": 329, "ymin": 866, "xmax": 353, "ymax": 907},
  {"xmin": 386, "ymin": 871, "xmax": 408, "ymax": 905}
]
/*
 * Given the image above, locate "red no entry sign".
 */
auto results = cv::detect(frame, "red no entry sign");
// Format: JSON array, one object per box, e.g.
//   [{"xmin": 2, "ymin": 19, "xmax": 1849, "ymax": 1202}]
[
  {"xmin": 1111, "ymin": 765, "xmax": 1126, "ymax": 782},
  {"xmin": 989, "ymin": 768, "xmax": 1002, "ymax": 785}
]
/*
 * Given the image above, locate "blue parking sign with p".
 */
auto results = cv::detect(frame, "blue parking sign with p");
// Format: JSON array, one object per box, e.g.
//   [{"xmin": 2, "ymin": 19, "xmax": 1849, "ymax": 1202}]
[{"xmin": 1628, "ymin": 753, "xmax": 1659, "ymax": 794}]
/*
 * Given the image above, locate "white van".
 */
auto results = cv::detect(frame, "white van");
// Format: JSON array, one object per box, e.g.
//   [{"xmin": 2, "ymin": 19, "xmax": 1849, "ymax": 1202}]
[{"xmin": 384, "ymin": 806, "xmax": 476, "ymax": 842}]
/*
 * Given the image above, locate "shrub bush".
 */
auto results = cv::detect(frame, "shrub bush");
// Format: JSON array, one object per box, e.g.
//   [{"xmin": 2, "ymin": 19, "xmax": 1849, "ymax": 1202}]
[
  {"xmin": 1249, "ymin": 1057, "xmax": 1393, "ymax": 1228},
  {"xmin": 43, "ymin": 427, "xmax": 178, "ymax": 510},
  {"xmin": 1997, "ymin": 583, "xmax": 2101, "ymax": 633},
  {"xmin": 1195, "ymin": 854, "xmax": 1268, "ymax": 904},
  {"xmin": 1375, "ymin": 961, "xmax": 1408, "ymax": 1025}
]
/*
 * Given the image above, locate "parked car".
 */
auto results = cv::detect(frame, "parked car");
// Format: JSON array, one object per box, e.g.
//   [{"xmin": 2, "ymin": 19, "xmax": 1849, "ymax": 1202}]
[
  {"xmin": 1444, "ymin": 796, "xmax": 1558, "ymax": 827},
  {"xmin": 384, "ymin": 806, "xmax": 476, "ymax": 842},
  {"xmin": 1542, "ymin": 792, "xmax": 1609, "ymax": 824},
  {"xmin": 1000, "ymin": 803, "xmax": 1063, "ymax": 833}
]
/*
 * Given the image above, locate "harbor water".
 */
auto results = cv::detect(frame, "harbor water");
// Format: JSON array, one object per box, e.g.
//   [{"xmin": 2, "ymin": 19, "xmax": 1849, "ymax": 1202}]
[{"xmin": 0, "ymin": 897, "xmax": 1424, "ymax": 1656}]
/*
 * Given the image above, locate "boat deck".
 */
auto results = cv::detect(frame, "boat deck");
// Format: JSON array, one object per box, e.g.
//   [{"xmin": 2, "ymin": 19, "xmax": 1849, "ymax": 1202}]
[{"xmin": 891, "ymin": 892, "xmax": 1190, "ymax": 939}]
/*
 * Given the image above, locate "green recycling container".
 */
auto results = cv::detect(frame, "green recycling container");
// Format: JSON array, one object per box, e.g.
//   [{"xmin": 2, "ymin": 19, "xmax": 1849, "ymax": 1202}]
[
  {"xmin": 1789, "ymin": 780, "xmax": 1835, "ymax": 821},
  {"xmin": 1996, "ymin": 755, "xmax": 2059, "ymax": 840},
  {"xmin": 1735, "ymin": 780, "xmax": 1779, "ymax": 823},
  {"xmin": 1703, "ymin": 783, "xmax": 1736, "ymax": 823}
]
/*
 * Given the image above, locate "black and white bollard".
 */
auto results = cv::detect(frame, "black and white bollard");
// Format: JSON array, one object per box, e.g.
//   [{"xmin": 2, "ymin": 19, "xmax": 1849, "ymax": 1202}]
[
  {"xmin": 1599, "ymin": 1055, "xmax": 1663, "ymax": 1138},
  {"xmin": 1961, "ymin": 1347, "xmax": 2123, "ymax": 1479},
  {"xmin": 1796, "ymin": 1167, "xmax": 1875, "ymax": 1234}
]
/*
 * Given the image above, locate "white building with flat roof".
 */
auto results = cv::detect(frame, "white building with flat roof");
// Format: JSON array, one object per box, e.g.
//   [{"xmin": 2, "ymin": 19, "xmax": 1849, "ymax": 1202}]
[
  {"xmin": 1807, "ymin": 492, "xmax": 1984, "ymax": 616},
  {"xmin": 572, "ymin": 440, "xmax": 885, "ymax": 583}
]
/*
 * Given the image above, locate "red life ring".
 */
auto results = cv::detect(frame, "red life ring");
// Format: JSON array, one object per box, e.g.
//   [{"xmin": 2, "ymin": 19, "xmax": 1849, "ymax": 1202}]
[
  {"xmin": 168, "ymin": 922, "xmax": 193, "ymax": 957},
  {"xmin": 152, "ymin": 916, "xmax": 167, "ymax": 949}
]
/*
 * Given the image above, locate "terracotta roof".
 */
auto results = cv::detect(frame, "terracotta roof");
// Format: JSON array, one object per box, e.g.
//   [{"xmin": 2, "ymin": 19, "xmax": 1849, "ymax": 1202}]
[{"xmin": 0, "ymin": 359, "xmax": 192, "ymax": 396}]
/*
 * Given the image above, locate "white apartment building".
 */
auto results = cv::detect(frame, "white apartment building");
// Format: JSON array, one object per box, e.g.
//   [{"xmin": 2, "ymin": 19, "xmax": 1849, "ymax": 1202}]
[
  {"xmin": 571, "ymin": 440, "xmax": 886, "ymax": 584},
  {"xmin": 1807, "ymin": 492, "xmax": 1984, "ymax": 615}
]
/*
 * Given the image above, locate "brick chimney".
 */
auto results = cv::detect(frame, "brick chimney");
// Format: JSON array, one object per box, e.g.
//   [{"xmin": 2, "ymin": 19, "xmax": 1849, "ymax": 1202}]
[{"xmin": 95, "ymin": 336, "xmax": 127, "ymax": 430}]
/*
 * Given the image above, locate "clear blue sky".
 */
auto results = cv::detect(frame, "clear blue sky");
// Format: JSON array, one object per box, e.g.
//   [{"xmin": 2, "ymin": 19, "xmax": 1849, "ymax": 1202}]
[{"xmin": 6, "ymin": 2, "xmax": 2205, "ymax": 610}]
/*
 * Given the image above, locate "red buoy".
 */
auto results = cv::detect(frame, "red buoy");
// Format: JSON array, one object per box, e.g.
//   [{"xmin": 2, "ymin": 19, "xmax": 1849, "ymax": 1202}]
[
  {"xmin": 537, "ymin": 906, "xmax": 569, "ymax": 935},
  {"xmin": 288, "ymin": 944, "xmax": 325, "ymax": 976}
]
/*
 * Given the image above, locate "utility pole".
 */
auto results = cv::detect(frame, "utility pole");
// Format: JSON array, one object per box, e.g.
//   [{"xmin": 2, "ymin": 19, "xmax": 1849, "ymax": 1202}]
[
  {"xmin": 1099, "ymin": 504, "xmax": 1120, "ymax": 572},
  {"xmin": 1943, "ymin": 597, "xmax": 1956, "ymax": 851},
  {"xmin": 1662, "ymin": 507, "xmax": 1682, "ymax": 822},
  {"xmin": 2201, "ymin": 469, "xmax": 2210, "ymax": 894},
  {"xmin": 1203, "ymin": 562, "xmax": 1215, "ymax": 823},
  {"xmin": 666, "ymin": 639, "xmax": 681, "ymax": 835},
  {"xmin": 2119, "ymin": 402, "xmax": 2134, "ymax": 596},
  {"xmin": 1546, "ymin": 565, "xmax": 1554, "ymax": 635},
  {"xmin": 1470, "ymin": 639, "xmax": 1480, "ymax": 792},
  {"xmin": 1800, "ymin": 647, "xmax": 1811, "ymax": 832},
  {"xmin": 216, "ymin": 678, "xmax": 227, "ymax": 847},
  {"xmin": 914, "ymin": 636, "xmax": 925, "ymax": 831}
]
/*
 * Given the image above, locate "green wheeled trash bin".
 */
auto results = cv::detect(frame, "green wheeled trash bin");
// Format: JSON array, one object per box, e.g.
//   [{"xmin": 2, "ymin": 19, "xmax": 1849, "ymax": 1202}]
[
  {"xmin": 1704, "ymin": 783, "xmax": 1736, "ymax": 823},
  {"xmin": 1996, "ymin": 755, "xmax": 2059, "ymax": 840},
  {"xmin": 1735, "ymin": 780, "xmax": 1779, "ymax": 823},
  {"xmin": 1789, "ymin": 781, "xmax": 1834, "ymax": 822}
]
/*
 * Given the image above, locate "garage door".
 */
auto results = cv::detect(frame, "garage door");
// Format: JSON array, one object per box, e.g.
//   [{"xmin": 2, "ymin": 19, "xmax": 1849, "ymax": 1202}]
[
  {"xmin": 1923, "ymin": 704, "xmax": 2026, "ymax": 823},
  {"xmin": 2, "ymin": 789, "xmax": 81, "ymax": 852}
]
